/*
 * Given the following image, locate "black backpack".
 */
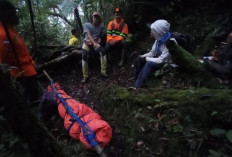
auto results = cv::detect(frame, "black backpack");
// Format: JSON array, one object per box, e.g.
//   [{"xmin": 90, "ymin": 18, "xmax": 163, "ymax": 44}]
[{"xmin": 171, "ymin": 32, "xmax": 196, "ymax": 54}]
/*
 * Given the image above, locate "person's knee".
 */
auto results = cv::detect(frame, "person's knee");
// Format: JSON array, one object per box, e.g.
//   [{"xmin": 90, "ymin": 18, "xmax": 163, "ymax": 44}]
[
  {"xmin": 145, "ymin": 61, "xmax": 162, "ymax": 71},
  {"xmin": 146, "ymin": 61, "xmax": 155, "ymax": 67},
  {"xmin": 96, "ymin": 46, "xmax": 106, "ymax": 56},
  {"xmin": 104, "ymin": 43, "xmax": 111, "ymax": 54},
  {"xmin": 120, "ymin": 40, "xmax": 127, "ymax": 48},
  {"xmin": 82, "ymin": 49, "xmax": 89, "ymax": 61}
]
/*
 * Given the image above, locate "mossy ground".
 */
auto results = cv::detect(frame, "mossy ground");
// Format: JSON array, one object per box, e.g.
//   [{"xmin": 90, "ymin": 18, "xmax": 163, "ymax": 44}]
[{"xmin": 99, "ymin": 85, "xmax": 232, "ymax": 156}]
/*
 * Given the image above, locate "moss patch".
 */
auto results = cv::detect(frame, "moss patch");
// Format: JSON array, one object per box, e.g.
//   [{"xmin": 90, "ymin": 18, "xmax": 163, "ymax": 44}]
[{"xmin": 100, "ymin": 86, "xmax": 232, "ymax": 156}]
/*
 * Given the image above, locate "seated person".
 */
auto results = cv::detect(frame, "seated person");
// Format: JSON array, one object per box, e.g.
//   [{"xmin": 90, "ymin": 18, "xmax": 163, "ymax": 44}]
[
  {"xmin": 69, "ymin": 28, "xmax": 81, "ymax": 47},
  {"xmin": 134, "ymin": 19, "xmax": 171, "ymax": 88},
  {"xmin": 81, "ymin": 11, "xmax": 108, "ymax": 84},
  {"xmin": 204, "ymin": 32, "xmax": 232, "ymax": 81},
  {"xmin": 104, "ymin": 8, "xmax": 129, "ymax": 66}
]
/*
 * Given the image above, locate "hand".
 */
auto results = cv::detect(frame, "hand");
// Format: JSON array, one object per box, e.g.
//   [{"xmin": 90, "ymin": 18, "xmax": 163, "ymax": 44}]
[
  {"xmin": 97, "ymin": 38, "xmax": 101, "ymax": 44},
  {"xmin": 93, "ymin": 42, "xmax": 100, "ymax": 50},
  {"xmin": 85, "ymin": 40, "xmax": 93, "ymax": 47},
  {"xmin": 109, "ymin": 39, "xmax": 116, "ymax": 45},
  {"xmin": 146, "ymin": 57, "xmax": 152, "ymax": 62},
  {"xmin": 139, "ymin": 55, "xmax": 145, "ymax": 58}
]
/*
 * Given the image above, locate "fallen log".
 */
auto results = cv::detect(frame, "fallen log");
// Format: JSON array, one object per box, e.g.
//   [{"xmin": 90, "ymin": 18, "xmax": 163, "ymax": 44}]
[
  {"xmin": 36, "ymin": 49, "xmax": 82, "ymax": 71},
  {"xmin": 166, "ymin": 40, "xmax": 219, "ymax": 87},
  {"xmin": 37, "ymin": 45, "xmax": 66, "ymax": 49}
]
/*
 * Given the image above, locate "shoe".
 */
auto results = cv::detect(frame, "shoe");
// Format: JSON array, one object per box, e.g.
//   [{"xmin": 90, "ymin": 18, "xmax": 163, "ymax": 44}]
[
  {"xmin": 128, "ymin": 87, "xmax": 137, "ymax": 91},
  {"xmin": 81, "ymin": 77, "xmax": 89, "ymax": 84},
  {"xmin": 101, "ymin": 72, "xmax": 109, "ymax": 78}
]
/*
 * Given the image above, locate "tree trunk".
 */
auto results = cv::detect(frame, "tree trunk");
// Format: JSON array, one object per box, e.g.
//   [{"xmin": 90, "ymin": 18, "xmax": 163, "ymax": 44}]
[
  {"xmin": 74, "ymin": 7, "xmax": 83, "ymax": 33},
  {"xmin": 26, "ymin": 0, "xmax": 37, "ymax": 52},
  {"xmin": 166, "ymin": 40, "xmax": 219, "ymax": 87}
]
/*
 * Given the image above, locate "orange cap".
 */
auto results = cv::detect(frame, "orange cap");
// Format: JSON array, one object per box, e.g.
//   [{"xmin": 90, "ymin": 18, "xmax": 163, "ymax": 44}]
[{"xmin": 115, "ymin": 8, "xmax": 120, "ymax": 13}]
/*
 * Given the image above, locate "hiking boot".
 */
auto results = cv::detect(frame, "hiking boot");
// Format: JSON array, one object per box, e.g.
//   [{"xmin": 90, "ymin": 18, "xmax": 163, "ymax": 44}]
[
  {"xmin": 101, "ymin": 72, "xmax": 109, "ymax": 78},
  {"xmin": 81, "ymin": 77, "xmax": 89, "ymax": 84}
]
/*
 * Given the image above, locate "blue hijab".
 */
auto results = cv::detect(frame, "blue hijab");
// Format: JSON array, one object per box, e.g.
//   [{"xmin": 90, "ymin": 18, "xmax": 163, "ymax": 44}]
[{"xmin": 156, "ymin": 32, "xmax": 171, "ymax": 56}]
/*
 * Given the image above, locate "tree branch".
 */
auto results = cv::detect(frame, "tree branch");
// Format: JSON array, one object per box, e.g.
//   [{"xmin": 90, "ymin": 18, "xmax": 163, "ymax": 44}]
[{"xmin": 48, "ymin": 12, "xmax": 74, "ymax": 27}]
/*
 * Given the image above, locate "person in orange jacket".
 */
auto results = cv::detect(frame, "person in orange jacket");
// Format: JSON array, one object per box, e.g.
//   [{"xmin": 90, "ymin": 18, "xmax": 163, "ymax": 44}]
[
  {"xmin": 105, "ymin": 8, "xmax": 129, "ymax": 66},
  {"xmin": 0, "ymin": 1, "xmax": 39, "ymax": 104}
]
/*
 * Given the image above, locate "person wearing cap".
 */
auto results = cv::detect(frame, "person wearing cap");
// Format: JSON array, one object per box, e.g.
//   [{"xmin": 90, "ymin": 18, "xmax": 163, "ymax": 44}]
[
  {"xmin": 69, "ymin": 28, "xmax": 81, "ymax": 47},
  {"xmin": 134, "ymin": 19, "xmax": 172, "ymax": 88},
  {"xmin": 0, "ymin": 0, "xmax": 39, "ymax": 103},
  {"xmin": 81, "ymin": 11, "xmax": 107, "ymax": 83},
  {"xmin": 105, "ymin": 8, "xmax": 129, "ymax": 66}
]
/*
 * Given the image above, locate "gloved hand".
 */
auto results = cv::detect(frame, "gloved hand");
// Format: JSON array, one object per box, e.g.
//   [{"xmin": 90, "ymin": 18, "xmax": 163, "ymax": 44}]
[{"xmin": 139, "ymin": 55, "xmax": 145, "ymax": 58}]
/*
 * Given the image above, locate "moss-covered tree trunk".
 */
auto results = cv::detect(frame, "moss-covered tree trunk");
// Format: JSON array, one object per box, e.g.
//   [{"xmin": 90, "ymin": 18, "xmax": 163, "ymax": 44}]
[
  {"xmin": 0, "ymin": 72, "xmax": 65, "ymax": 157},
  {"xmin": 166, "ymin": 40, "xmax": 219, "ymax": 87}
]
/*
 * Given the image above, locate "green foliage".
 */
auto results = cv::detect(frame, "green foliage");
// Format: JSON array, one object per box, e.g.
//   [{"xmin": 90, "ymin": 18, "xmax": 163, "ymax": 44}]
[
  {"xmin": 226, "ymin": 130, "xmax": 232, "ymax": 143},
  {"xmin": 209, "ymin": 128, "xmax": 226, "ymax": 136},
  {"xmin": 208, "ymin": 150, "xmax": 226, "ymax": 157},
  {"xmin": 209, "ymin": 128, "xmax": 232, "ymax": 144},
  {"xmin": 9, "ymin": 0, "xmax": 80, "ymax": 48}
]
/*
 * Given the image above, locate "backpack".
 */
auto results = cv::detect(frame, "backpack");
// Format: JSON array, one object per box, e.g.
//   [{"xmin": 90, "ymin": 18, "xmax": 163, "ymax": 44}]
[{"xmin": 171, "ymin": 32, "xmax": 196, "ymax": 54}]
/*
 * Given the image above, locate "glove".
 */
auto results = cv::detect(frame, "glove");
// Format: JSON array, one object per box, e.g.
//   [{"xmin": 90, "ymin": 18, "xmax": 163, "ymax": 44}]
[{"xmin": 139, "ymin": 55, "xmax": 145, "ymax": 58}]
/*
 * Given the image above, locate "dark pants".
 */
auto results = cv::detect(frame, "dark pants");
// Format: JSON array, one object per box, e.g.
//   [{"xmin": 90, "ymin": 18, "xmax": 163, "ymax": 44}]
[
  {"xmin": 104, "ymin": 40, "xmax": 128, "ymax": 64},
  {"xmin": 17, "ymin": 75, "xmax": 40, "ymax": 104},
  {"xmin": 204, "ymin": 58, "xmax": 232, "ymax": 79},
  {"xmin": 105, "ymin": 40, "xmax": 127, "ymax": 53},
  {"xmin": 134, "ymin": 58, "xmax": 162, "ymax": 88}
]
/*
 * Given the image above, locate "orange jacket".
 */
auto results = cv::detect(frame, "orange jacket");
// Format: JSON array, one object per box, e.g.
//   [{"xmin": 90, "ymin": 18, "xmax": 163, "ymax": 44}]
[
  {"xmin": 48, "ymin": 83, "xmax": 112, "ymax": 149},
  {"xmin": 106, "ymin": 18, "xmax": 128, "ymax": 42},
  {"xmin": 0, "ymin": 22, "xmax": 36, "ymax": 77}
]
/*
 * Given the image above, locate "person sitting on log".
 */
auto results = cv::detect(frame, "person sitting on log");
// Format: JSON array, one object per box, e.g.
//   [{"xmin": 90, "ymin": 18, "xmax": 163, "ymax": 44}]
[
  {"xmin": 81, "ymin": 11, "xmax": 108, "ymax": 84},
  {"xmin": 203, "ymin": 31, "xmax": 232, "ymax": 82},
  {"xmin": 104, "ymin": 8, "xmax": 129, "ymax": 66},
  {"xmin": 134, "ymin": 19, "xmax": 172, "ymax": 88}
]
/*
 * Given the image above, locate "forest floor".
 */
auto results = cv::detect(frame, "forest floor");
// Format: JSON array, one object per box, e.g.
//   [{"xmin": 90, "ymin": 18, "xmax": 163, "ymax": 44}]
[
  {"xmin": 38, "ymin": 54, "xmax": 139, "ymax": 156},
  {"xmin": 37, "ymin": 44, "xmax": 232, "ymax": 157}
]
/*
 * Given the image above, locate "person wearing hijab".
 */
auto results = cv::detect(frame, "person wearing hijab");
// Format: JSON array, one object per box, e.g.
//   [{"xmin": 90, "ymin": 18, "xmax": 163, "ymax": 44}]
[{"xmin": 134, "ymin": 19, "xmax": 171, "ymax": 88}]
